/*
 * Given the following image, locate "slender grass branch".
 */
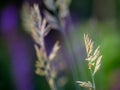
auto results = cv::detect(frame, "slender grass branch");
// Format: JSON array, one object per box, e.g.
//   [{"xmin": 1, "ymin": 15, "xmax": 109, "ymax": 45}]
[
  {"xmin": 90, "ymin": 69, "xmax": 95, "ymax": 90},
  {"xmin": 76, "ymin": 34, "xmax": 102, "ymax": 90}
]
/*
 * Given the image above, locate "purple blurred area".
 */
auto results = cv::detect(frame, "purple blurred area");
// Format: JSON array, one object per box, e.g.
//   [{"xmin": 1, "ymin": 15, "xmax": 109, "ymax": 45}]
[{"xmin": 1, "ymin": 4, "xmax": 34, "ymax": 90}]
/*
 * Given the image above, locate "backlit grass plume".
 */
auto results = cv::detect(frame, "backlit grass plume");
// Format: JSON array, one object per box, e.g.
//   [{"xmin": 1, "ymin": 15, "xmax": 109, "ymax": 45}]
[
  {"xmin": 34, "ymin": 19, "xmax": 60, "ymax": 90},
  {"xmin": 76, "ymin": 34, "xmax": 102, "ymax": 90},
  {"xmin": 22, "ymin": 3, "xmax": 60, "ymax": 90},
  {"xmin": 31, "ymin": 5, "xmax": 60, "ymax": 90}
]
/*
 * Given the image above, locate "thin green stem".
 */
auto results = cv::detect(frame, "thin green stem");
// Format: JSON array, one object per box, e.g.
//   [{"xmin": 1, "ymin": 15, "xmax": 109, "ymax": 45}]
[
  {"xmin": 51, "ymin": 80, "xmax": 57, "ymax": 90},
  {"xmin": 90, "ymin": 69, "xmax": 96, "ymax": 90},
  {"xmin": 46, "ymin": 75, "xmax": 57, "ymax": 90}
]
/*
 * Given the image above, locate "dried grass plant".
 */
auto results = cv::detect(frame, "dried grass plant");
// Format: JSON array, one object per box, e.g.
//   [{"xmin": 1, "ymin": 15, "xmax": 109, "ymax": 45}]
[
  {"xmin": 76, "ymin": 34, "xmax": 102, "ymax": 90},
  {"xmin": 34, "ymin": 19, "xmax": 60, "ymax": 90},
  {"xmin": 22, "ymin": 3, "xmax": 60, "ymax": 90}
]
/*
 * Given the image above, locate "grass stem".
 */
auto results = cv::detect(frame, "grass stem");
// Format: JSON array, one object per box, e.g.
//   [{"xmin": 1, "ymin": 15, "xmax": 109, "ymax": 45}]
[{"xmin": 90, "ymin": 69, "xmax": 96, "ymax": 90}]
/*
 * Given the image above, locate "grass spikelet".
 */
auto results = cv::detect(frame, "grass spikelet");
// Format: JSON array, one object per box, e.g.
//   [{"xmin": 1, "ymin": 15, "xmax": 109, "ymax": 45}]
[{"xmin": 77, "ymin": 34, "xmax": 102, "ymax": 90}]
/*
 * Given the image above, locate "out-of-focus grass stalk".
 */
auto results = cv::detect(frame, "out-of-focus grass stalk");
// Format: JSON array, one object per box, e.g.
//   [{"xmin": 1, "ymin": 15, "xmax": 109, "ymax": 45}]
[
  {"xmin": 44, "ymin": 0, "xmax": 79, "ymax": 90},
  {"xmin": 55, "ymin": 1, "xmax": 80, "ymax": 90},
  {"xmin": 22, "ymin": 3, "xmax": 60, "ymax": 90}
]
